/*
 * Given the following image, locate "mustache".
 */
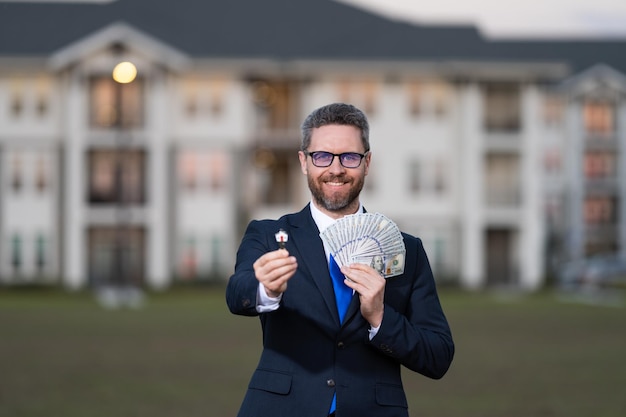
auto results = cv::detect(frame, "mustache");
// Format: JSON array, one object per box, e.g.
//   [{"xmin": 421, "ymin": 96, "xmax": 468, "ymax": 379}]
[{"xmin": 322, "ymin": 174, "xmax": 350, "ymax": 182}]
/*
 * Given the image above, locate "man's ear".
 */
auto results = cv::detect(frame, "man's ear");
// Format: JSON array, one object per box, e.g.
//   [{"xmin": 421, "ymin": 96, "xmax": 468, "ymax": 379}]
[
  {"xmin": 364, "ymin": 151, "xmax": 372, "ymax": 176},
  {"xmin": 298, "ymin": 151, "xmax": 308, "ymax": 175}
]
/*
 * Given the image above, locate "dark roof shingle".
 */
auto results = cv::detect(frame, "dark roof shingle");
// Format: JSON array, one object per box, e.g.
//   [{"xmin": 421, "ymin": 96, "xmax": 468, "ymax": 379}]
[{"xmin": 1, "ymin": 0, "xmax": 625, "ymax": 73}]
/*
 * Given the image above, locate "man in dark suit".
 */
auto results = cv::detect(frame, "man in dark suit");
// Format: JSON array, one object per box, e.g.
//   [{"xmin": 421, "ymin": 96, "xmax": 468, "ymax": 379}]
[{"xmin": 226, "ymin": 103, "xmax": 454, "ymax": 417}]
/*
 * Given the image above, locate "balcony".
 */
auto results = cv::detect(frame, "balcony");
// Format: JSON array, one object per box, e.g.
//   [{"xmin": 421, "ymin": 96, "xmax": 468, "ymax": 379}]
[
  {"xmin": 484, "ymin": 132, "xmax": 523, "ymax": 152},
  {"xmin": 250, "ymin": 79, "xmax": 301, "ymax": 146},
  {"xmin": 585, "ymin": 135, "xmax": 619, "ymax": 151},
  {"xmin": 585, "ymin": 178, "xmax": 619, "ymax": 195},
  {"xmin": 484, "ymin": 153, "xmax": 521, "ymax": 210},
  {"xmin": 486, "ymin": 186, "xmax": 522, "ymax": 208}
]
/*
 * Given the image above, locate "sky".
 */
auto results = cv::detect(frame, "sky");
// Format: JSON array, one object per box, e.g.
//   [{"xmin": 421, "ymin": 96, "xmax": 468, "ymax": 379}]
[
  {"xmin": 340, "ymin": 0, "xmax": 626, "ymax": 39},
  {"xmin": 3, "ymin": 0, "xmax": 626, "ymax": 39}
]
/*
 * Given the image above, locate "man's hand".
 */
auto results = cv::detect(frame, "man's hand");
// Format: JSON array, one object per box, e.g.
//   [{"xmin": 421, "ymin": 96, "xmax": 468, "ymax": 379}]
[
  {"xmin": 341, "ymin": 263, "xmax": 385, "ymax": 328},
  {"xmin": 254, "ymin": 250, "xmax": 298, "ymax": 297}
]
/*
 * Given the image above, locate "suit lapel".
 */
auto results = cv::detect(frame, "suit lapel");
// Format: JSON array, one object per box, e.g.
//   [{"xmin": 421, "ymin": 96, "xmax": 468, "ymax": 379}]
[{"xmin": 343, "ymin": 294, "xmax": 361, "ymax": 326}]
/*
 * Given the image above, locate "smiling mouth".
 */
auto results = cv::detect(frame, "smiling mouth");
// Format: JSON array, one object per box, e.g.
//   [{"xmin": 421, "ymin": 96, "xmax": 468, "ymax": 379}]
[{"xmin": 324, "ymin": 175, "xmax": 349, "ymax": 186}]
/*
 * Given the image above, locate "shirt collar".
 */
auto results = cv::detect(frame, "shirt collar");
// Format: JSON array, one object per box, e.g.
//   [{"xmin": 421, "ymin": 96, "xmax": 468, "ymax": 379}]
[{"xmin": 309, "ymin": 200, "xmax": 363, "ymax": 234}]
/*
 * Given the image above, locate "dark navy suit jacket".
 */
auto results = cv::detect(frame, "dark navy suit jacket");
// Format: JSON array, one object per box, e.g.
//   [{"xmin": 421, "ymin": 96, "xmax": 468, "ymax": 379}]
[{"xmin": 226, "ymin": 205, "xmax": 454, "ymax": 417}]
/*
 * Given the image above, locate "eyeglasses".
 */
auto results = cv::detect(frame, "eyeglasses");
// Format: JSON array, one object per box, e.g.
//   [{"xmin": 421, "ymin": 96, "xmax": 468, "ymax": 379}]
[{"xmin": 304, "ymin": 151, "xmax": 368, "ymax": 168}]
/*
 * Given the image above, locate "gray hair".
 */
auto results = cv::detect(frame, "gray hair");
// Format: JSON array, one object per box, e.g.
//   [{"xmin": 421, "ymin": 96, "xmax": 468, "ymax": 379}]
[{"xmin": 300, "ymin": 103, "xmax": 370, "ymax": 152}]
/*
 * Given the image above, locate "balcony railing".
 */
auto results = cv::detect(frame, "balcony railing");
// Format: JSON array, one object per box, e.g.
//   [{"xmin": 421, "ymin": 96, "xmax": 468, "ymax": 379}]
[{"xmin": 486, "ymin": 187, "xmax": 522, "ymax": 207}]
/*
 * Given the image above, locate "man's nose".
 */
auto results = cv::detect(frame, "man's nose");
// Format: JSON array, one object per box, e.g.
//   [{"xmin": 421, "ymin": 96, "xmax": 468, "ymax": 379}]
[{"xmin": 328, "ymin": 155, "xmax": 346, "ymax": 173}]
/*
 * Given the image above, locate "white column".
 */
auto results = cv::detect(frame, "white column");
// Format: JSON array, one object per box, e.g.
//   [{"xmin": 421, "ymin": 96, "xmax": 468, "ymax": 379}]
[
  {"xmin": 618, "ymin": 99, "xmax": 626, "ymax": 258},
  {"xmin": 62, "ymin": 71, "xmax": 86, "ymax": 289},
  {"xmin": 146, "ymin": 70, "xmax": 169, "ymax": 290},
  {"xmin": 565, "ymin": 100, "xmax": 585, "ymax": 260},
  {"xmin": 459, "ymin": 83, "xmax": 484, "ymax": 289},
  {"xmin": 520, "ymin": 85, "xmax": 544, "ymax": 290}
]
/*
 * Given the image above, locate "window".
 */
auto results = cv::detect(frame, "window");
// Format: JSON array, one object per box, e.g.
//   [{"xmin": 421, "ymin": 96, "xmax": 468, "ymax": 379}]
[
  {"xmin": 209, "ymin": 79, "xmax": 225, "ymax": 116},
  {"xmin": 35, "ymin": 155, "xmax": 48, "ymax": 192},
  {"xmin": 90, "ymin": 150, "xmax": 116, "ymax": 200},
  {"xmin": 337, "ymin": 79, "xmax": 352, "ymax": 104},
  {"xmin": 11, "ymin": 234, "xmax": 22, "ymax": 274},
  {"xmin": 208, "ymin": 234, "xmax": 225, "ymax": 276},
  {"xmin": 179, "ymin": 236, "xmax": 198, "ymax": 280},
  {"xmin": 545, "ymin": 195, "xmax": 562, "ymax": 227},
  {"xmin": 89, "ymin": 76, "xmax": 144, "ymax": 128},
  {"xmin": 409, "ymin": 160, "xmax": 421, "ymax": 193},
  {"xmin": 584, "ymin": 197, "xmax": 616, "ymax": 224},
  {"xmin": 88, "ymin": 227, "xmax": 145, "ymax": 286},
  {"xmin": 430, "ymin": 83, "xmax": 448, "ymax": 118},
  {"xmin": 254, "ymin": 149, "xmax": 292, "ymax": 205},
  {"xmin": 88, "ymin": 149, "xmax": 146, "ymax": 204},
  {"xmin": 177, "ymin": 150, "xmax": 230, "ymax": 193},
  {"xmin": 584, "ymin": 152, "xmax": 615, "ymax": 179},
  {"xmin": 252, "ymin": 80, "xmax": 300, "ymax": 131},
  {"xmin": 35, "ymin": 77, "xmax": 51, "ymax": 118},
  {"xmin": 407, "ymin": 81, "xmax": 449, "ymax": 119},
  {"xmin": 185, "ymin": 90, "xmax": 199, "ymax": 117},
  {"xmin": 35, "ymin": 233, "xmax": 46, "ymax": 273},
  {"xmin": 36, "ymin": 95, "xmax": 48, "ymax": 118},
  {"xmin": 208, "ymin": 151, "xmax": 229, "ymax": 191},
  {"xmin": 335, "ymin": 79, "xmax": 378, "ymax": 116},
  {"xmin": 11, "ymin": 153, "xmax": 23, "ymax": 192},
  {"xmin": 485, "ymin": 154, "xmax": 521, "ymax": 207},
  {"xmin": 544, "ymin": 149, "xmax": 562, "ymax": 174},
  {"xmin": 408, "ymin": 81, "xmax": 422, "ymax": 117},
  {"xmin": 362, "ymin": 80, "xmax": 377, "ymax": 116},
  {"xmin": 183, "ymin": 79, "xmax": 225, "ymax": 118},
  {"xmin": 409, "ymin": 158, "xmax": 448, "ymax": 196},
  {"xmin": 178, "ymin": 151, "xmax": 198, "ymax": 191},
  {"xmin": 584, "ymin": 99, "xmax": 614, "ymax": 137},
  {"xmin": 433, "ymin": 159, "xmax": 446, "ymax": 193},
  {"xmin": 484, "ymin": 83, "xmax": 521, "ymax": 133},
  {"xmin": 11, "ymin": 91, "xmax": 23, "ymax": 117}
]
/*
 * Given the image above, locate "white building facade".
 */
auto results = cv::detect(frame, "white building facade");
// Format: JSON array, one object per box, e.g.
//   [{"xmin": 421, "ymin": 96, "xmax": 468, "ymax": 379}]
[{"xmin": 1, "ymin": 1, "xmax": 625, "ymax": 291}]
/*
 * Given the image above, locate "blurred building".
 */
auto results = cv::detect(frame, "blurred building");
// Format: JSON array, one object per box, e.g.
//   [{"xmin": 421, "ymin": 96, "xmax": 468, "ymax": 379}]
[{"xmin": 0, "ymin": 0, "xmax": 625, "ymax": 290}]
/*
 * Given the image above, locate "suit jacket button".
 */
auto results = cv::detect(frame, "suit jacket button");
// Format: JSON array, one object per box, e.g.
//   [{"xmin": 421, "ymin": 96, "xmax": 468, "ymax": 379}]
[
  {"xmin": 242, "ymin": 299, "xmax": 251, "ymax": 307},
  {"xmin": 327, "ymin": 379, "xmax": 336, "ymax": 387},
  {"xmin": 337, "ymin": 341, "xmax": 345, "ymax": 349}
]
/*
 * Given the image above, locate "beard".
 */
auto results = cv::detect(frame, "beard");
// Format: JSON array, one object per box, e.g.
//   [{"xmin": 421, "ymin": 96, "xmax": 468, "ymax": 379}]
[{"xmin": 308, "ymin": 173, "xmax": 365, "ymax": 213}]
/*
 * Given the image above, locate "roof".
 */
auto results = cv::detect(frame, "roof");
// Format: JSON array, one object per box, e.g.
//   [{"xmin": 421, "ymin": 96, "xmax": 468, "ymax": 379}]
[{"xmin": 1, "ymin": 0, "xmax": 626, "ymax": 74}]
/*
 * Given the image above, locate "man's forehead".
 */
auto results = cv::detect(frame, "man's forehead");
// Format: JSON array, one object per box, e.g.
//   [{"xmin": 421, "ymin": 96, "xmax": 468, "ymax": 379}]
[{"xmin": 310, "ymin": 124, "xmax": 362, "ymax": 143}]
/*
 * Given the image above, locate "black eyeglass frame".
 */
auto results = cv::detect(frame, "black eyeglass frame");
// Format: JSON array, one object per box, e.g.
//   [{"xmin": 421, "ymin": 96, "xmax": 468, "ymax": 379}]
[{"xmin": 303, "ymin": 150, "xmax": 369, "ymax": 168}]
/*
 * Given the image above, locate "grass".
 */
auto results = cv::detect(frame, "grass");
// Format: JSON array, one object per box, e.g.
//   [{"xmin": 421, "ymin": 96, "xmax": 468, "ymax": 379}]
[{"xmin": 1, "ymin": 286, "xmax": 625, "ymax": 417}]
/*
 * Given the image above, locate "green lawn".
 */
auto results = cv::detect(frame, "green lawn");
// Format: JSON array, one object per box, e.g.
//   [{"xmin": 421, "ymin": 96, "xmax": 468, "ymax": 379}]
[{"xmin": 1, "ymin": 287, "xmax": 624, "ymax": 417}]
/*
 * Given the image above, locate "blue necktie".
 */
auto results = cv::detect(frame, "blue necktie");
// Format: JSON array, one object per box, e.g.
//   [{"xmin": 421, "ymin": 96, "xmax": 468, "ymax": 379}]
[
  {"xmin": 329, "ymin": 254, "xmax": 352, "ymax": 414},
  {"xmin": 329, "ymin": 254, "xmax": 352, "ymax": 323}
]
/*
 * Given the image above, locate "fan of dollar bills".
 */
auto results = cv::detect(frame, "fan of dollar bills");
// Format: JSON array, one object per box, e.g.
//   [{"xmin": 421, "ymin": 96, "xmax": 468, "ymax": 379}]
[{"xmin": 320, "ymin": 212, "xmax": 406, "ymax": 278}]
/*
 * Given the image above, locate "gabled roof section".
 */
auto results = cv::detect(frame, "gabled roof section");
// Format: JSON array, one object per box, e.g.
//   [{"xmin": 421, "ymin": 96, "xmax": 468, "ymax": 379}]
[
  {"xmin": 0, "ymin": 0, "xmax": 487, "ymax": 60},
  {"xmin": 1, "ymin": 0, "xmax": 626, "ymax": 76},
  {"xmin": 560, "ymin": 64, "xmax": 626, "ymax": 98},
  {"xmin": 48, "ymin": 22, "xmax": 190, "ymax": 72}
]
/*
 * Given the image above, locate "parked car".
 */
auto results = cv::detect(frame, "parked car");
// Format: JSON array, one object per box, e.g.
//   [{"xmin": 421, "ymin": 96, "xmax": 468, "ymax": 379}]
[{"xmin": 558, "ymin": 255, "xmax": 626, "ymax": 291}]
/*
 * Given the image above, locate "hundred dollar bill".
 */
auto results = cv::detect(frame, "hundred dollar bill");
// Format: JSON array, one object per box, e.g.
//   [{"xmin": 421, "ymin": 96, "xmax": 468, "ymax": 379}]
[
  {"xmin": 383, "ymin": 252, "xmax": 405, "ymax": 278},
  {"xmin": 350, "ymin": 251, "xmax": 405, "ymax": 278}
]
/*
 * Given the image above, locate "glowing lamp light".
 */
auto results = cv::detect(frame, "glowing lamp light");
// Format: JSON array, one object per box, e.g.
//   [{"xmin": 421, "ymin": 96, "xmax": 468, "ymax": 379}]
[{"xmin": 112, "ymin": 61, "xmax": 137, "ymax": 84}]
